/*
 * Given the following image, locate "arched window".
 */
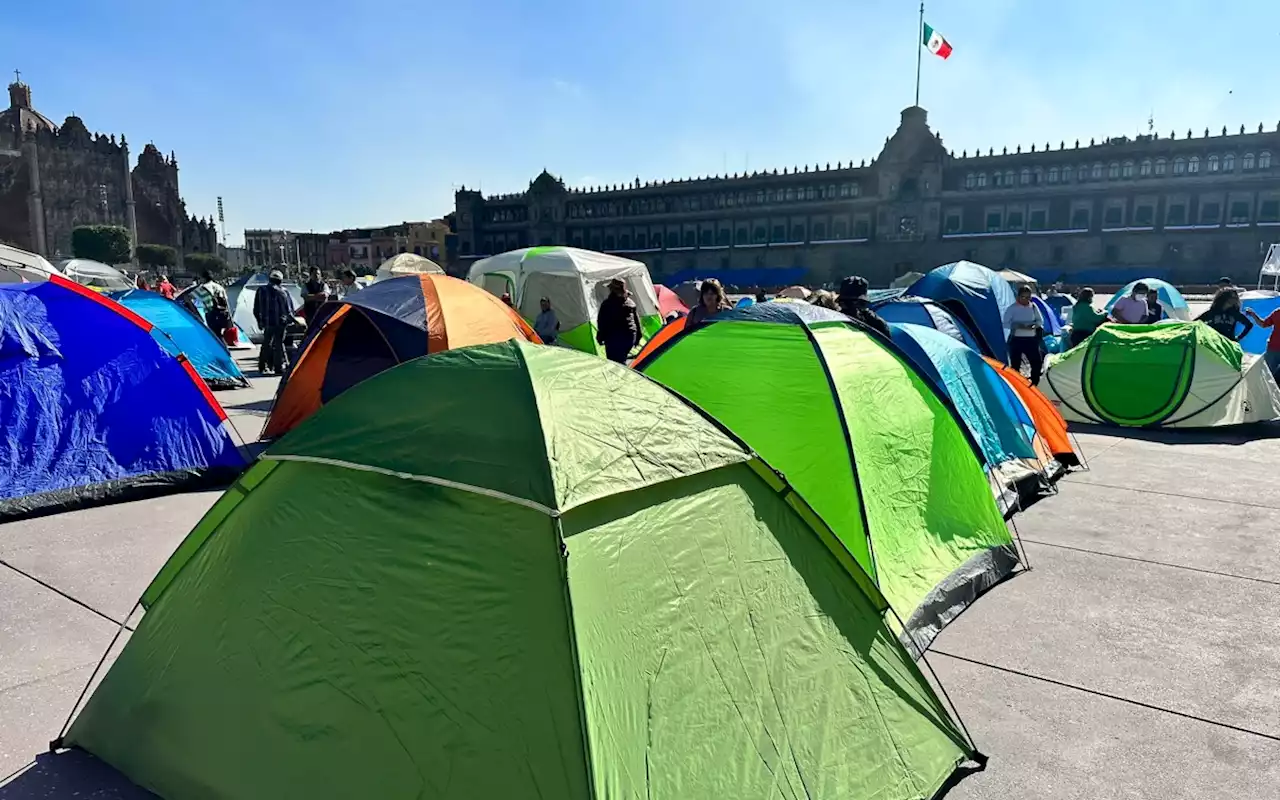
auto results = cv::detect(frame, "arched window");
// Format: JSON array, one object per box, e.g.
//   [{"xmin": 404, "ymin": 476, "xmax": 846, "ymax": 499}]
[
  {"xmin": 839, "ymin": 184, "xmax": 850, "ymax": 197},
  {"xmin": 1155, "ymin": 158, "xmax": 1167, "ymax": 175},
  {"xmin": 715, "ymin": 194, "xmax": 725, "ymax": 208},
  {"xmin": 1060, "ymin": 165, "xmax": 1072, "ymax": 183},
  {"xmin": 850, "ymin": 183, "xmax": 860, "ymax": 197},
  {"xmin": 806, "ymin": 187, "xmax": 816, "ymax": 200},
  {"xmin": 756, "ymin": 190, "xmax": 765, "ymax": 203},
  {"xmin": 1020, "ymin": 168, "xmax": 1032, "ymax": 185},
  {"xmin": 1047, "ymin": 166, "xmax": 1059, "ymax": 183},
  {"xmin": 1261, "ymin": 151, "xmax": 1273, "ymax": 169},
  {"xmin": 1122, "ymin": 161, "xmax": 1134, "ymax": 178},
  {"xmin": 992, "ymin": 172, "xmax": 1002, "ymax": 187},
  {"xmin": 1092, "ymin": 162, "xmax": 1104, "ymax": 179},
  {"xmin": 976, "ymin": 172, "xmax": 988, "ymax": 188},
  {"xmin": 1004, "ymin": 169, "xmax": 1015, "ymax": 185},
  {"xmin": 965, "ymin": 173, "xmax": 975, "ymax": 189},
  {"xmin": 1078, "ymin": 164, "xmax": 1089, "ymax": 182},
  {"xmin": 1140, "ymin": 159, "xmax": 1152, "ymax": 176},
  {"xmin": 827, "ymin": 184, "xmax": 836, "ymax": 197},
  {"xmin": 1188, "ymin": 156, "xmax": 1200, "ymax": 173},
  {"xmin": 785, "ymin": 188, "xmax": 796, "ymax": 201},
  {"xmin": 1108, "ymin": 162, "xmax": 1120, "ymax": 179},
  {"xmin": 1244, "ymin": 152, "xmax": 1256, "ymax": 170},
  {"xmin": 765, "ymin": 190, "xmax": 775, "ymax": 203},
  {"xmin": 1208, "ymin": 154, "xmax": 1220, "ymax": 171},
  {"xmin": 1173, "ymin": 157, "xmax": 1187, "ymax": 175},
  {"xmin": 1223, "ymin": 153, "xmax": 1236, "ymax": 172}
]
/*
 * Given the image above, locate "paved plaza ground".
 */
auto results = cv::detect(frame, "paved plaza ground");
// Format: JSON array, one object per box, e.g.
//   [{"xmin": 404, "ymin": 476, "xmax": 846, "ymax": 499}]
[{"xmin": 2, "ymin": 348, "xmax": 1278, "ymax": 798}]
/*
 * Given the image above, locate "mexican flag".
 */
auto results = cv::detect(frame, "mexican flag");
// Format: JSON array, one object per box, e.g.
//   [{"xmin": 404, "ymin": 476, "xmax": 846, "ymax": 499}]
[{"xmin": 923, "ymin": 23, "xmax": 953, "ymax": 59}]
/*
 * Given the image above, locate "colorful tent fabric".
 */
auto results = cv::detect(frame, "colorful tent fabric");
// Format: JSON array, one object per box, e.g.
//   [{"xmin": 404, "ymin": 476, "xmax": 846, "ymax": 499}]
[
  {"xmin": 634, "ymin": 302, "xmax": 1018, "ymax": 655},
  {"xmin": 872, "ymin": 294, "xmax": 983, "ymax": 350},
  {"xmin": 63, "ymin": 340, "xmax": 981, "ymax": 800},
  {"xmin": 907, "ymin": 261, "xmax": 1017, "ymax": 361},
  {"xmin": 225, "ymin": 273, "xmax": 305, "ymax": 343},
  {"xmin": 1239, "ymin": 291, "xmax": 1280, "ymax": 354},
  {"xmin": 887, "ymin": 323, "xmax": 1056, "ymax": 506},
  {"xmin": 0, "ymin": 276, "xmax": 246, "ymax": 521},
  {"xmin": 1043, "ymin": 322, "xmax": 1280, "ymax": 427},
  {"xmin": 983, "ymin": 356, "xmax": 1079, "ymax": 469},
  {"xmin": 263, "ymin": 274, "xmax": 539, "ymax": 438},
  {"xmin": 1104, "ymin": 278, "xmax": 1191, "ymax": 321},
  {"xmin": 110, "ymin": 289, "xmax": 249, "ymax": 389},
  {"xmin": 654, "ymin": 284, "xmax": 688, "ymax": 318},
  {"xmin": 467, "ymin": 247, "xmax": 662, "ymax": 354}
]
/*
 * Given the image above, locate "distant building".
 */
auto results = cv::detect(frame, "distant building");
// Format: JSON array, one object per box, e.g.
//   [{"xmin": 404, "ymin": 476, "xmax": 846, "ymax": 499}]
[
  {"xmin": 243, "ymin": 229, "xmax": 293, "ymax": 269},
  {"xmin": 452, "ymin": 106, "xmax": 1280, "ymax": 285}
]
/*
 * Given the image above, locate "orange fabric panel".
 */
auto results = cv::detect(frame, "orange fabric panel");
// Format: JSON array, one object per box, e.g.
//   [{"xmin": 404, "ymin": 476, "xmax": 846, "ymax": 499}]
[
  {"xmin": 427, "ymin": 274, "xmax": 540, "ymax": 351},
  {"xmin": 983, "ymin": 355, "xmax": 1075, "ymax": 460},
  {"xmin": 630, "ymin": 316, "xmax": 687, "ymax": 368},
  {"xmin": 262, "ymin": 307, "xmax": 350, "ymax": 439}
]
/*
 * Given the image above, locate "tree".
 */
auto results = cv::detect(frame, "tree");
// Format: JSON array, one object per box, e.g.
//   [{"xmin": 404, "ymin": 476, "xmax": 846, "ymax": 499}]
[
  {"xmin": 135, "ymin": 243, "xmax": 177, "ymax": 271},
  {"xmin": 71, "ymin": 225, "xmax": 132, "ymax": 265},
  {"xmin": 186, "ymin": 253, "xmax": 228, "ymax": 278}
]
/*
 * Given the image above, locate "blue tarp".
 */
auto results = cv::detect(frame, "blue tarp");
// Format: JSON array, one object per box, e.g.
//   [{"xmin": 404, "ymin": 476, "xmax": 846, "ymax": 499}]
[
  {"xmin": 907, "ymin": 261, "xmax": 1017, "ymax": 361},
  {"xmin": 663, "ymin": 266, "xmax": 807, "ymax": 287},
  {"xmin": 0, "ymin": 279, "xmax": 247, "ymax": 520},
  {"xmin": 871, "ymin": 295, "xmax": 983, "ymax": 351},
  {"xmin": 111, "ymin": 290, "xmax": 248, "ymax": 389},
  {"xmin": 1240, "ymin": 293, "xmax": 1280, "ymax": 354},
  {"xmin": 888, "ymin": 323, "xmax": 1037, "ymax": 470},
  {"xmin": 1104, "ymin": 278, "xmax": 1189, "ymax": 317}
]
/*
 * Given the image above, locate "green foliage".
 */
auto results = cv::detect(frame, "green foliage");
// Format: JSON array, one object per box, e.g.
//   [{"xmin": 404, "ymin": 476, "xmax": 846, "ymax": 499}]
[
  {"xmin": 71, "ymin": 225, "xmax": 132, "ymax": 264},
  {"xmin": 135, "ymin": 243, "xmax": 177, "ymax": 270},
  {"xmin": 186, "ymin": 252, "xmax": 229, "ymax": 278}
]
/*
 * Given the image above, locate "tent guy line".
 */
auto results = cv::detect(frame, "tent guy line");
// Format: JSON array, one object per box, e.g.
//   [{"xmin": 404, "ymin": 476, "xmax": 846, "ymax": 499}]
[
  {"xmin": 1021, "ymin": 539, "xmax": 1280, "ymax": 588},
  {"xmin": 0, "ymin": 558, "xmax": 131, "ymax": 629},
  {"xmin": 933, "ymin": 650, "xmax": 1280, "ymax": 744}
]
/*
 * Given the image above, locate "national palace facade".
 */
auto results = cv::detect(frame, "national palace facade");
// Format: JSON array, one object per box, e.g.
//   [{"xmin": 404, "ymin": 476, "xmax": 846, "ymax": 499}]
[{"xmin": 452, "ymin": 106, "xmax": 1280, "ymax": 286}]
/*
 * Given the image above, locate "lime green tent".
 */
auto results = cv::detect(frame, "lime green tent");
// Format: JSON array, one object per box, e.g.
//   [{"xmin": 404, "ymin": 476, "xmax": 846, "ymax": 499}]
[
  {"xmin": 1042, "ymin": 322, "xmax": 1280, "ymax": 427},
  {"xmin": 466, "ymin": 246, "xmax": 663, "ymax": 354},
  {"xmin": 635, "ymin": 303, "xmax": 1019, "ymax": 656},
  {"xmin": 60, "ymin": 340, "xmax": 982, "ymax": 800}
]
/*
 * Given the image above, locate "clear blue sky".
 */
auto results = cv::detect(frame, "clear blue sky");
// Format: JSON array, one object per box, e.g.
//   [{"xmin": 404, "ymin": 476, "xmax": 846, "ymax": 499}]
[{"xmin": 5, "ymin": 0, "xmax": 1274, "ymax": 246}]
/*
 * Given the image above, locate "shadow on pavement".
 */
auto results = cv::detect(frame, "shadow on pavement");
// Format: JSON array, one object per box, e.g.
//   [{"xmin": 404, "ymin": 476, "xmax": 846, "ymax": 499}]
[
  {"xmin": 0, "ymin": 750, "xmax": 155, "ymax": 799},
  {"xmin": 1069, "ymin": 421, "xmax": 1280, "ymax": 446}
]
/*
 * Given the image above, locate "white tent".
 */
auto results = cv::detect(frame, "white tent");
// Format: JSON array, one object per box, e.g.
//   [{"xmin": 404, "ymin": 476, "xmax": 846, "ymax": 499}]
[
  {"xmin": 468, "ymin": 247, "xmax": 661, "ymax": 354},
  {"xmin": 58, "ymin": 259, "xmax": 132, "ymax": 292},
  {"xmin": 890, "ymin": 271, "xmax": 924, "ymax": 290},
  {"xmin": 998, "ymin": 269, "xmax": 1037, "ymax": 288},
  {"xmin": 1259, "ymin": 244, "xmax": 1280, "ymax": 290},
  {"xmin": 0, "ymin": 243, "xmax": 63, "ymax": 283},
  {"xmin": 374, "ymin": 253, "xmax": 444, "ymax": 282}
]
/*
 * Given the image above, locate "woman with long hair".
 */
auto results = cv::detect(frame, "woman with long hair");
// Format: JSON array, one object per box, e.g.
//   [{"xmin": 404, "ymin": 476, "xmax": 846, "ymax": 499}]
[
  {"xmin": 1196, "ymin": 287, "xmax": 1253, "ymax": 341},
  {"xmin": 685, "ymin": 278, "xmax": 731, "ymax": 330}
]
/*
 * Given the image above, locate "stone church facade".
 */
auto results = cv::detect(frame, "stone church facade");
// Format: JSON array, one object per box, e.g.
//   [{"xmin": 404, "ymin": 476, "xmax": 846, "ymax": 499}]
[
  {"xmin": 454, "ymin": 106, "xmax": 1280, "ymax": 286},
  {"xmin": 0, "ymin": 78, "xmax": 217, "ymax": 263}
]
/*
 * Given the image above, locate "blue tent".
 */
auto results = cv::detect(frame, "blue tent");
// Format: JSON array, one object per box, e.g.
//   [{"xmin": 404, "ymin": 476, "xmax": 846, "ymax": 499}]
[
  {"xmin": 1240, "ymin": 292, "xmax": 1280, "ymax": 354},
  {"xmin": 1030, "ymin": 296, "xmax": 1063, "ymax": 335},
  {"xmin": 907, "ymin": 261, "xmax": 1017, "ymax": 362},
  {"xmin": 1104, "ymin": 278, "xmax": 1190, "ymax": 320},
  {"xmin": 111, "ymin": 289, "xmax": 248, "ymax": 389},
  {"xmin": 871, "ymin": 295, "xmax": 983, "ymax": 350},
  {"xmin": 0, "ymin": 277, "xmax": 248, "ymax": 521},
  {"xmin": 887, "ymin": 323, "xmax": 1044, "ymax": 504}
]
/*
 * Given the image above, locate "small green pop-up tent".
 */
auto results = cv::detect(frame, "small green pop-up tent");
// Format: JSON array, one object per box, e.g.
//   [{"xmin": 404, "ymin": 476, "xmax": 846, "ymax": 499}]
[
  {"xmin": 634, "ymin": 303, "xmax": 1019, "ymax": 656},
  {"xmin": 60, "ymin": 340, "xmax": 981, "ymax": 800},
  {"xmin": 1042, "ymin": 322, "xmax": 1280, "ymax": 427}
]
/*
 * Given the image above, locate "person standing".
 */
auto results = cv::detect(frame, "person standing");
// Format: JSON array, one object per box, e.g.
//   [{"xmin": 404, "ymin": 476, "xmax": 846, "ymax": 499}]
[
  {"xmin": 684, "ymin": 278, "xmax": 731, "ymax": 331},
  {"xmin": 338, "ymin": 269, "xmax": 361, "ymax": 298},
  {"xmin": 157, "ymin": 274, "xmax": 175, "ymax": 300},
  {"xmin": 533, "ymin": 297, "xmax": 560, "ymax": 344},
  {"xmin": 1197, "ymin": 287, "xmax": 1253, "ymax": 341},
  {"xmin": 253, "ymin": 269, "xmax": 295, "ymax": 375},
  {"xmin": 1069, "ymin": 287, "xmax": 1108, "ymax": 347},
  {"xmin": 836, "ymin": 275, "xmax": 890, "ymax": 336},
  {"xmin": 1003, "ymin": 285, "xmax": 1046, "ymax": 385},
  {"xmin": 1110, "ymin": 283, "xmax": 1149, "ymax": 324},
  {"xmin": 596, "ymin": 278, "xmax": 642, "ymax": 364},
  {"xmin": 302, "ymin": 267, "xmax": 328, "ymax": 324},
  {"xmin": 200, "ymin": 270, "xmax": 228, "ymax": 308},
  {"xmin": 1244, "ymin": 304, "xmax": 1280, "ymax": 378},
  {"xmin": 1141, "ymin": 288, "xmax": 1165, "ymax": 324}
]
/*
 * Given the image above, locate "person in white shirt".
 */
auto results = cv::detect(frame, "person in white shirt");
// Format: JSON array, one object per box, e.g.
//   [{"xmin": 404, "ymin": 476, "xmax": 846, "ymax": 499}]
[
  {"xmin": 1003, "ymin": 284, "xmax": 1046, "ymax": 385},
  {"xmin": 1110, "ymin": 283, "xmax": 1150, "ymax": 324}
]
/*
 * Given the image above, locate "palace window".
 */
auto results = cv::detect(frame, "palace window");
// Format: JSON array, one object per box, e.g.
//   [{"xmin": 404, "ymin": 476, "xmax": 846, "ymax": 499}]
[
  {"xmin": 1092, "ymin": 162, "xmax": 1103, "ymax": 179},
  {"xmin": 1029, "ymin": 209, "xmax": 1047, "ymax": 230},
  {"xmin": 1047, "ymin": 167, "xmax": 1059, "ymax": 183},
  {"xmin": 1259, "ymin": 200, "xmax": 1280, "ymax": 222},
  {"xmin": 792, "ymin": 224, "xmax": 805, "ymax": 241},
  {"xmin": 1208, "ymin": 155, "xmax": 1220, "ymax": 172},
  {"xmin": 1007, "ymin": 210, "xmax": 1025, "ymax": 230},
  {"xmin": 944, "ymin": 213, "xmax": 962, "ymax": 233},
  {"xmin": 854, "ymin": 219, "xmax": 871, "ymax": 238},
  {"xmin": 756, "ymin": 191, "xmax": 765, "ymax": 204},
  {"xmin": 1020, "ymin": 168, "xmax": 1032, "ymax": 185},
  {"xmin": 1244, "ymin": 153, "xmax": 1256, "ymax": 170},
  {"xmin": 1108, "ymin": 162, "xmax": 1120, "ymax": 179},
  {"xmin": 806, "ymin": 187, "xmax": 816, "ymax": 200},
  {"xmin": 834, "ymin": 219, "xmax": 849, "ymax": 238},
  {"xmin": 850, "ymin": 183, "xmax": 860, "ymax": 197},
  {"xmin": 699, "ymin": 229, "xmax": 712, "ymax": 246},
  {"xmin": 1071, "ymin": 207, "xmax": 1091, "ymax": 229},
  {"xmin": 619, "ymin": 234, "xmax": 631, "ymax": 249},
  {"xmin": 717, "ymin": 228, "xmax": 730, "ymax": 246},
  {"xmin": 1223, "ymin": 153, "xmax": 1236, "ymax": 172},
  {"xmin": 1060, "ymin": 165, "xmax": 1072, "ymax": 183},
  {"xmin": 992, "ymin": 172, "xmax": 1003, "ymax": 188},
  {"xmin": 813, "ymin": 222, "xmax": 826, "ymax": 239},
  {"xmin": 1188, "ymin": 156, "xmax": 1200, "ymax": 173},
  {"xmin": 965, "ymin": 173, "xmax": 976, "ymax": 189},
  {"xmin": 1229, "ymin": 201, "xmax": 1251, "ymax": 224},
  {"xmin": 1261, "ymin": 151, "xmax": 1273, "ymax": 169},
  {"xmin": 666, "ymin": 231, "xmax": 680, "ymax": 248},
  {"xmin": 735, "ymin": 228, "xmax": 748, "ymax": 244},
  {"xmin": 1200, "ymin": 202, "xmax": 1221, "ymax": 224},
  {"xmin": 1166, "ymin": 203, "xmax": 1186, "ymax": 225},
  {"xmin": 1140, "ymin": 159, "xmax": 1152, "ymax": 176},
  {"xmin": 976, "ymin": 173, "xmax": 988, "ymax": 188},
  {"xmin": 986, "ymin": 211, "xmax": 1003, "ymax": 232},
  {"xmin": 827, "ymin": 184, "xmax": 836, "ymax": 198},
  {"xmin": 1173, "ymin": 157, "xmax": 1187, "ymax": 175},
  {"xmin": 1134, "ymin": 205, "xmax": 1154, "ymax": 226},
  {"xmin": 1155, "ymin": 158, "xmax": 1167, "ymax": 175},
  {"xmin": 785, "ymin": 188, "xmax": 796, "ymax": 201},
  {"xmin": 1004, "ymin": 169, "xmax": 1016, "ymax": 185},
  {"xmin": 752, "ymin": 226, "xmax": 766, "ymax": 243},
  {"xmin": 1104, "ymin": 205, "xmax": 1124, "ymax": 227},
  {"xmin": 839, "ymin": 184, "xmax": 850, "ymax": 197},
  {"xmin": 1122, "ymin": 161, "xmax": 1135, "ymax": 178},
  {"xmin": 771, "ymin": 225, "xmax": 785, "ymax": 242},
  {"xmin": 683, "ymin": 231, "xmax": 696, "ymax": 247}
]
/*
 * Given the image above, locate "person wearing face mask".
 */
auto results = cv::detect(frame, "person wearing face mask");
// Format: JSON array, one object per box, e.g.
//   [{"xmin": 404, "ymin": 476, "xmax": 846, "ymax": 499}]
[
  {"xmin": 1003, "ymin": 284, "xmax": 1046, "ymax": 385},
  {"xmin": 1110, "ymin": 283, "xmax": 1149, "ymax": 324}
]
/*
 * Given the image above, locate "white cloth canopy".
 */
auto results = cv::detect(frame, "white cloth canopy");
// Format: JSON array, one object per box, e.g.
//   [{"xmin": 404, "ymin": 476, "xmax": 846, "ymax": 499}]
[
  {"xmin": 58, "ymin": 259, "xmax": 132, "ymax": 292},
  {"xmin": 0, "ymin": 243, "xmax": 64, "ymax": 283},
  {"xmin": 374, "ymin": 253, "xmax": 444, "ymax": 282}
]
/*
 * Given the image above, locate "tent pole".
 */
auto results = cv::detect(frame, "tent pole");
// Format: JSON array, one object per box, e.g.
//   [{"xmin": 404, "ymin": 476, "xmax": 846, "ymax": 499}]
[
  {"xmin": 50, "ymin": 601, "xmax": 138, "ymax": 751},
  {"xmin": 1069, "ymin": 431, "xmax": 1091, "ymax": 471},
  {"xmin": 890, "ymin": 603, "xmax": 985, "ymax": 760}
]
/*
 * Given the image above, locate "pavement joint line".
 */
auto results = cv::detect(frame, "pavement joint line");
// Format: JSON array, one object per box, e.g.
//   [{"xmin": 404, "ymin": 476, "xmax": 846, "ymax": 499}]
[
  {"xmin": 1073, "ymin": 438, "xmax": 1126, "ymax": 464},
  {"xmin": 0, "ymin": 659, "xmax": 101, "ymax": 696},
  {"xmin": 931, "ymin": 650, "xmax": 1280, "ymax": 744},
  {"xmin": 1021, "ymin": 539, "xmax": 1280, "ymax": 587},
  {"xmin": 0, "ymin": 558, "xmax": 126, "ymax": 629},
  {"xmin": 1052, "ymin": 480, "xmax": 1280, "ymax": 511}
]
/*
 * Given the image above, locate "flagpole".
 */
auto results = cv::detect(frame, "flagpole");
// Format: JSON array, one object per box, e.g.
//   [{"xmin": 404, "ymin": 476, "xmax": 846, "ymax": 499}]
[{"xmin": 914, "ymin": 1, "xmax": 924, "ymax": 107}]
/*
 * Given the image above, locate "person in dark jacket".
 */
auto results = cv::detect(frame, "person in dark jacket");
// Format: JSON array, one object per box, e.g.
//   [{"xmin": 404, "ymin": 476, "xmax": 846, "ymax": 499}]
[
  {"xmin": 836, "ymin": 276, "xmax": 890, "ymax": 336},
  {"xmin": 596, "ymin": 278, "xmax": 642, "ymax": 363},
  {"xmin": 254, "ymin": 269, "xmax": 295, "ymax": 375},
  {"xmin": 1141, "ymin": 288, "xmax": 1164, "ymax": 324},
  {"xmin": 1197, "ymin": 287, "xmax": 1253, "ymax": 341}
]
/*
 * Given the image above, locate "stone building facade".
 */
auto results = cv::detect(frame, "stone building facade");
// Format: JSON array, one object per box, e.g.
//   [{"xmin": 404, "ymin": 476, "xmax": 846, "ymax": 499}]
[
  {"xmin": 452, "ymin": 106, "xmax": 1280, "ymax": 286},
  {"xmin": 0, "ymin": 78, "xmax": 212, "ymax": 263}
]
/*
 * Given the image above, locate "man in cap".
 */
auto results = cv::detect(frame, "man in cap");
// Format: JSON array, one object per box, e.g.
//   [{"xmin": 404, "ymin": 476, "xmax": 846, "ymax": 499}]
[{"xmin": 253, "ymin": 268, "xmax": 296, "ymax": 375}]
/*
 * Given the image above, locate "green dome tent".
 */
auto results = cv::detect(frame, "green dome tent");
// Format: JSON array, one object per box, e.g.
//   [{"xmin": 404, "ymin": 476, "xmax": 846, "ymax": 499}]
[
  {"xmin": 634, "ymin": 303, "xmax": 1020, "ymax": 656},
  {"xmin": 59, "ymin": 340, "xmax": 982, "ymax": 800},
  {"xmin": 1041, "ymin": 322, "xmax": 1280, "ymax": 427}
]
